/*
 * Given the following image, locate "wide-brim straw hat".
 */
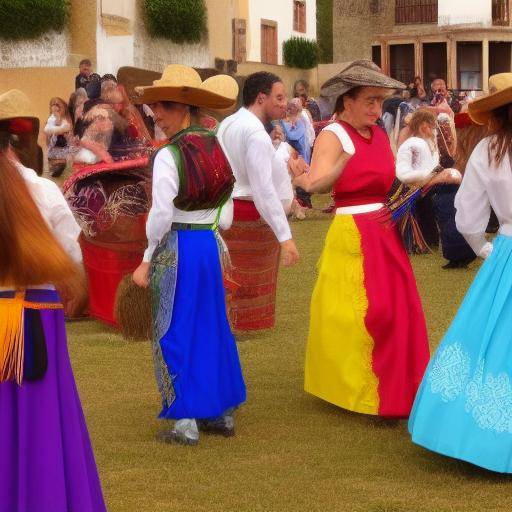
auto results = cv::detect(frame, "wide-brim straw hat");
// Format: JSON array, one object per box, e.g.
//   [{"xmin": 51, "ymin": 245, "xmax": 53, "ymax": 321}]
[
  {"xmin": 0, "ymin": 89, "xmax": 36, "ymax": 122},
  {"xmin": 134, "ymin": 64, "xmax": 238, "ymax": 109},
  {"xmin": 468, "ymin": 73, "xmax": 512, "ymax": 125},
  {"xmin": 320, "ymin": 60, "xmax": 406, "ymax": 99}
]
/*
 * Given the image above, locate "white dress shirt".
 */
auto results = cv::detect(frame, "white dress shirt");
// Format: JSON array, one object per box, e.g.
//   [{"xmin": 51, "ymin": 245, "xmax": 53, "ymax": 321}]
[
  {"xmin": 217, "ymin": 107, "xmax": 292, "ymax": 243},
  {"xmin": 396, "ymin": 137, "xmax": 439, "ymax": 184},
  {"xmin": 0, "ymin": 163, "xmax": 83, "ymax": 291},
  {"xmin": 143, "ymin": 147, "xmax": 233, "ymax": 262},
  {"xmin": 454, "ymin": 137, "xmax": 512, "ymax": 259}
]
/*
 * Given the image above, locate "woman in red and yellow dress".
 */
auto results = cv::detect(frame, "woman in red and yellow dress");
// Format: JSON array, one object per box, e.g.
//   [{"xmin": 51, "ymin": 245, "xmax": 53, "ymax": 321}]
[{"xmin": 294, "ymin": 61, "xmax": 430, "ymax": 417}]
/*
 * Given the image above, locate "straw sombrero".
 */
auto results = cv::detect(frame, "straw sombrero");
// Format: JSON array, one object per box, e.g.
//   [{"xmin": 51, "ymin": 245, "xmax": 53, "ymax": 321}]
[
  {"xmin": 134, "ymin": 64, "xmax": 238, "ymax": 109},
  {"xmin": 0, "ymin": 89, "xmax": 36, "ymax": 122},
  {"xmin": 468, "ymin": 73, "xmax": 512, "ymax": 125},
  {"xmin": 320, "ymin": 60, "xmax": 406, "ymax": 99}
]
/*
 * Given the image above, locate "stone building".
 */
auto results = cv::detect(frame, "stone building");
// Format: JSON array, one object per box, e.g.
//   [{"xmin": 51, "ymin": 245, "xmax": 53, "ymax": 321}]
[{"xmin": 333, "ymin": 0, "xmax": 512, "ymax": 91}]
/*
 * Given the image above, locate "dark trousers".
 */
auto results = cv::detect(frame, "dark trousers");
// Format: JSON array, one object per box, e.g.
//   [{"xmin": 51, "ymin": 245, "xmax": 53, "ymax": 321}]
[{"xmin": 432, "ymin": 184, "xmax": 476, "ymax": 262}]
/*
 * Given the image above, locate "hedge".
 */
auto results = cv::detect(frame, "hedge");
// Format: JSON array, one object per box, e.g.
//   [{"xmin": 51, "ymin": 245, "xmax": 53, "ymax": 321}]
[
  {"xmin": 283, "ymin": 37, "xmax": 319, "ymax": 69},
  {"xmin": 143, "ymin": 0, "xmax": 207, "ymax": 44},
  {"xmin": 316, "ymin": 0, "xmax": 333, "ymax": 63},
  {"xmin": 0, "ymin": 0, "xmax": 69, "ymax": 40}
]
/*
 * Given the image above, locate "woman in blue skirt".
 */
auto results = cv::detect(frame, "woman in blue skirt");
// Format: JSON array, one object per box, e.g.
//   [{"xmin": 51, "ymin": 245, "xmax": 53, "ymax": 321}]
[
  {"xmin": 409, "ymin": 73, "xmax": 512, "ymax": 472},
  {"xmin": 132, "ymin": 65, "xmax": 246, "ymax": 445}
]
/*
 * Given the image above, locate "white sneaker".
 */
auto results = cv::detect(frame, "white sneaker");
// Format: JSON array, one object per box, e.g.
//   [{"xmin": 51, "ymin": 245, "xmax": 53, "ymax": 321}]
[{"xmin": 157, "ymin": 419, "xmax": 199, "ymax": 445}]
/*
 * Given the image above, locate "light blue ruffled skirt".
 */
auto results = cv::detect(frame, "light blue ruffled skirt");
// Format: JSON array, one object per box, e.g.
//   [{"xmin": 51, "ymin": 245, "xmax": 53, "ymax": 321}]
[{"xmin": 409, "ymin": 234, "xmax": 512, "ymax": 473}]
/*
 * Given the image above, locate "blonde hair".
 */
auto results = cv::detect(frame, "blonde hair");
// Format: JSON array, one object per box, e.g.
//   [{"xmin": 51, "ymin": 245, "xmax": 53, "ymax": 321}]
[{"xmin": 408, "ymin": 109, "xmax": 436, "ymax": 137}]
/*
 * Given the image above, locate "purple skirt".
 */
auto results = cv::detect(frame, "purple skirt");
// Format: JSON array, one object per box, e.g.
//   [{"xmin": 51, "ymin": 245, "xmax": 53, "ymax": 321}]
[{"xmin": 0, "ymin": 289, "xmax": 106, "ymax": 512}]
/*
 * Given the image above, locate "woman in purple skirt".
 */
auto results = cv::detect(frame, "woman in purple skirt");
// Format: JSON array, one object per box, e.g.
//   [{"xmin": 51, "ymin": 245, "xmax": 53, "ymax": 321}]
[{"xmin": 0, "ymin": 90, "xmax": 106, "ymax": 512}]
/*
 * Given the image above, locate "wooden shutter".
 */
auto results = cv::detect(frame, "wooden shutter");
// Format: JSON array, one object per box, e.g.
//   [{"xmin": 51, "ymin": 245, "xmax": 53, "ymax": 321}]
[
  {"xmin": 261, "ymin": 20, "xmax": 278, "ymax": 65},
  {"xmin": 493, "ymin": 0, "xmax": 510, "ymax": 26},
  {"xmin": 232, "ymin": 18, "xmax": 247, "ymax": 63},
  {"xmin": 293, "ymin": 1, "xmax": 306, "ymax": 33}
]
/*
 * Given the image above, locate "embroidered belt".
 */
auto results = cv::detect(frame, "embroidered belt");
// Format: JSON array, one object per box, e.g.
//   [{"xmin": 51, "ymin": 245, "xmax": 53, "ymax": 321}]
[
  {"xmin": 171, "ymin": 222, "xmax": 214, "ymax": 231},
  {"xmin": 0, "ymin": 291, "xmax": 63, "ymax": 385}
]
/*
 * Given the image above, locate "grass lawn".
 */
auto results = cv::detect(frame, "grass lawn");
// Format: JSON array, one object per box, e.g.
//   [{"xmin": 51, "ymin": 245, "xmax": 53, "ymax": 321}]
[{"xmin": 67, "ymin": 199, "xmax": 511, "ymax": 512}]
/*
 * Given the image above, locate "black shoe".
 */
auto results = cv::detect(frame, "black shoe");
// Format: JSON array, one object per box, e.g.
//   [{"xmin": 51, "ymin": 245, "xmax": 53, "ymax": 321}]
[
  {"xmin": 197, "ymin": 416, "xmax": 235, "ymax": 437},
  {"xmin": 442, "ymin": 257, "xmax": 476, "ymax": 269}
]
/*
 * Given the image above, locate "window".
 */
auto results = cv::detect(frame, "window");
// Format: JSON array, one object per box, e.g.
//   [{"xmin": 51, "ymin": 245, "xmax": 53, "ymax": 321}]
[
  {"xmin": 493, "ymin": 0, "xmax": 510, "ymax": 26},
  {"xmin": 490, "ymin": 41, "xmax": 512, "ymax": 76},
  {"xmin": 457, "ymin": 42, "xmax": 483, "ymax": 90},
  {"xmin": 293, "ymin": 1, "xmax": 306, "ymax": 33},
  {"xmin": 372, "ymin": 45, "xmax": 382, "ymax": 68},
  {"xmin": 389, "ymin": 44, "xmax": 415, "ymax": 85},
  {"xmin": 423, "ymin": 42, "xmax": 447, "ymax": 86},
  {"xmin": 232, "ymin": 18, "xmax": 247, "ymax": 63},
  {"xmin": 395, "ymin": 0, "xmax": 438, "ymax": 24},
  {"xmin": 261, "ymin": 20, "xmax": 278, "ymax": 65}
]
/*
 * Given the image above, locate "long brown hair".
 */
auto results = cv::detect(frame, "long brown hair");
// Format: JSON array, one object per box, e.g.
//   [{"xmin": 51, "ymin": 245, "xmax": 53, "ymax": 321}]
[
  {"xmin": 487, "ymin": 103, "xmax": 512, "ymax": 166},
  {"xmin": 0, "ymin": 132, "xmax": 77, "ymax": 287}
]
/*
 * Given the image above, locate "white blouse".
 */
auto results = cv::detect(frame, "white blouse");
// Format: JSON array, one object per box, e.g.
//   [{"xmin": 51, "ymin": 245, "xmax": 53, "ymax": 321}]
[
  {"xmin": 143, "ymin": 148, "xmax": 233, "ymax": 262},
  {"xmin": 17, "ymin": 163, "xmax": 82, "ymax": 265},
  {"xmin": 396, "ymin": 137, "xmax": 439, "ymax": 184},
  {"xmin": 217, "ymin": 108, "xmax": 292, "ymax": 243},
  {"xmin": 454, "ymin": 137, "xmax": 512, "ymax": 259}
]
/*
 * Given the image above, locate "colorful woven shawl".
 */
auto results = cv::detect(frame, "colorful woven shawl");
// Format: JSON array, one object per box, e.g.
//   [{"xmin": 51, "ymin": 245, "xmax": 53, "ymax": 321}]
[{"xmin": 166, "ymin": 127, "xmax": 235, "ymax": 211}]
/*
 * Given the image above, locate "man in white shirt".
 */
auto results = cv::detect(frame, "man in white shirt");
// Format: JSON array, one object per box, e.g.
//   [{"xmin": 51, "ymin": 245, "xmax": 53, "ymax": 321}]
[{"xmin": 217, "ymin": 72, "xmax": 299, "ymax": 331}]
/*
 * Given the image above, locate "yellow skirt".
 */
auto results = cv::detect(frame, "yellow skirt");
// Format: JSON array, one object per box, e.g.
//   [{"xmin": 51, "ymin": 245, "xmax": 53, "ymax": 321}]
[{"xmin": 305, "ymin": 214, "xmax": 429, "ymax": 417}]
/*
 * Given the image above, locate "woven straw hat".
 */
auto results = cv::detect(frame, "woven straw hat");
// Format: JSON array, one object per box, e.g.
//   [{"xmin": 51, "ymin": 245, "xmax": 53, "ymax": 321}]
[
  {"xmin": 0, "ymin": 89, "xmax": 36, "ymax": 121},
  {"xmin": 468, "ymin": 73, "xmax": 512, "ymax": 125},
  {"xmin": 320, "ymin": 60, "xmax": 406, "ymax": 98},
  {"xmin": 134, "ymin": 64, "xmax": 238, "ymax": 109}
]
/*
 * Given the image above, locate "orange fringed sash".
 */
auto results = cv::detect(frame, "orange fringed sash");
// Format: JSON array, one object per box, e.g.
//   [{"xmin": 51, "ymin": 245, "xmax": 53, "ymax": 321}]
[{"xmin": 0, "ymin": 291, "xmax": 63, "ymax": 385}]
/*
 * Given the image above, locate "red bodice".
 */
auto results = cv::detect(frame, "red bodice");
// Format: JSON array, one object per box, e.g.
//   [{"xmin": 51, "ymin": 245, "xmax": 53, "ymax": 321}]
[{"xmin": 333, "ymin": 121, "xmax": 395, "ymax": 208}]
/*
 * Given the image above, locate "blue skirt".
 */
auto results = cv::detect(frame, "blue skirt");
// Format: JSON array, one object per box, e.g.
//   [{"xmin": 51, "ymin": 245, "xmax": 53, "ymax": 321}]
[
  {"xmin": 159, "ymin": 230, "xmax": 246, "ymax": 420},
  {"xmin": 409, "ymin": 234, "xmax": 512, "ymax": 473}
]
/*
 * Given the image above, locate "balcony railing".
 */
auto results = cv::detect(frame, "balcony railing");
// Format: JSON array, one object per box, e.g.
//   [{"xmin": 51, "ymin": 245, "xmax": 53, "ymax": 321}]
[{"xmin": 395, "ymin": 0, "xmax": 438, "ymax": 25}]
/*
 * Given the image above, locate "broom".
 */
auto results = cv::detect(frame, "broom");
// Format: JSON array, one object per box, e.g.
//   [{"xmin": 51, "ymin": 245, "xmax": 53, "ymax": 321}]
[{"xmin": 114, "ymin": 274, "xmax": 152, "ymax": 341}]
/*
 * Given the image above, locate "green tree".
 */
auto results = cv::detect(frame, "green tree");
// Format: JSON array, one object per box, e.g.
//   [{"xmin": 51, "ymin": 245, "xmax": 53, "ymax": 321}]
[
  {"xmin": 0, "ymin": 0, "xmax": 69, "ymax": 40},
  {"xmin": 143, "ymin": 0, "xmax": 207, "ymax": 44},
  {"xmin": 283, "ymin": 37, "xmax": 319, "ymax": 69}
]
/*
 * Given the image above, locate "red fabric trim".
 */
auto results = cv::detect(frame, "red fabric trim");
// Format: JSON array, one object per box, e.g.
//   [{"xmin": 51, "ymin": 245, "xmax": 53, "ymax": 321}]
[
  {"xmin": 233, "ymin": 199, "xmax": 261, "ymax": 221},
  {"xmin": 353, "ymin": 214, "xmax": 430, "ymax": 417},
  {"xmin": 63, "ymin": 157, "xmax": 149, "ymax": 194},
  {"xmin": 454, "ymin": 112, "xmax": 474, "ymax": 129}
]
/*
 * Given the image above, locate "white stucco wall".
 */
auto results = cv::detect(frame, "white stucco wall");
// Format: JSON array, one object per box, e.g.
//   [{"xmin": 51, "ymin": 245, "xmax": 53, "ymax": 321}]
[
  {"xmin": 96, "ymin": 29, "xmax": 135, "ymax": 76},
  {"xmin": 95, "ymin": 0, "xmax": 211, "ymax": 76},
  {"xmin": 438, "ymin": 0, "xmax": 492, "ymax": 27},
  {"xmin": 247, "ymin": 0, "xmax": 317, "ymax": 64},
  {"xmin": 0, "ymin": 31, "xmax": 69, "ymax": 69},
  {"xmin": 133, "ymin": 17, "xmax": 211, "ymax": 73}
]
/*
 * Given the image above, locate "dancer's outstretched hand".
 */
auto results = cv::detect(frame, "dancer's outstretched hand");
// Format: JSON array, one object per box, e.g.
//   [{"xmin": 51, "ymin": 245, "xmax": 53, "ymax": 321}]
[
  {"xmin": 133, "ymin": 261, "xmax": 150, "ymax": 288},
  {"xmin": 281, "ymin": 239, "xmax": 300, "ymax": 267}
]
